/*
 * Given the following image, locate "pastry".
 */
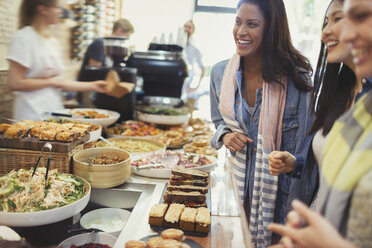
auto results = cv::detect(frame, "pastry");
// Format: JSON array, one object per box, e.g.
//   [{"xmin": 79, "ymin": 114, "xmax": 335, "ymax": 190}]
[
  {"xmin": 125, "ymin": 240, "xmax": 146, "ymax": 248},
  {"xmin": 55, "ymin": 131, "xmax": 79, "ymax": 142},
  {"xmin": 4, "ymin": 125, "xmax": 29, "ymax": 139},
  {"xmin": 161, "ymin": 228, "xmax": 185, "ymax": 242},
  {"xmin": 147, "ymin": 237, "xmax": 163, "ymax": 248},
  {"xmin": 158, "ymin": 239, "xmax": 182, "ymax": 248},
  {"xmin": 0, "ymin": 124, "xmax": 12, "ymax": 134},
  {"xmin": 195, "ymin": 207, "xmax": 211, "ymax": 233},
  {"xmin": 180, "ymin": 208, "xmax": 198, "ymax": 232},
  {"xmin": 164, "ymin": 204, "xmax": 185, "ymax": 228},
  {"xmin": 148, "ymin": 203, "xmax": 168, "ymax": 226}
]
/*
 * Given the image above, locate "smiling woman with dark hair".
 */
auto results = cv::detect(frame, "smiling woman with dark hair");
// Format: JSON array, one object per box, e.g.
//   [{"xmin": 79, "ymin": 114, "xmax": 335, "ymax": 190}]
[{"xmin": 209, "ymin": 0, "xmax": 314, "ymax": 246}]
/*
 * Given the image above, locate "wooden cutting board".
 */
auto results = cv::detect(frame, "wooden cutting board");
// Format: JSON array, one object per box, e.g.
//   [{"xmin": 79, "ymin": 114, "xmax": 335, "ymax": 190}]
[{"xmin": 0, "ymin": 134, "xmax": 89, "ymax": 153}]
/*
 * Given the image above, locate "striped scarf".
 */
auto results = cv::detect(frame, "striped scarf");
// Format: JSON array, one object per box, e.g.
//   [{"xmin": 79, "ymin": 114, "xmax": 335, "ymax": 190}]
[
  {"xmin": 318, "ymin": 91, "xmax": 372, "ymax": 235},
  {"xmin": 220, "ymin": 54, "xmax": 287, "ymax": 247}
]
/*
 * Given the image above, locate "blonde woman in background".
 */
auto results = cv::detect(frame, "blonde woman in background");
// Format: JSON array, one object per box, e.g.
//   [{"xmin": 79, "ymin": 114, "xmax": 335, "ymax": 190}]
[{"xmin": 7, "ymin": 0, "xmax": 107, "ymax": 121}]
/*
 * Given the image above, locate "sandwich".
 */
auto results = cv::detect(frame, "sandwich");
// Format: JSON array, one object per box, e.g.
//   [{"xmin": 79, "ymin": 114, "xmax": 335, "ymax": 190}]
[
  {"xmin": 166, "ymin": 184, "xmax": 208, "ymax": 194},
  {"xmin": 169, "ymin": 168, "xmax": 209, "ymax": 187},
  {"xmin": 163, "ymin": 191, "xmax": 206, "ymax": 203},
  {"xmin": 169, "ymin": 175, "xmax": 209, "ymax": 187},
  {"xmin": 171, "ymin": 167, "xmax": 209, "ymax": 180}
]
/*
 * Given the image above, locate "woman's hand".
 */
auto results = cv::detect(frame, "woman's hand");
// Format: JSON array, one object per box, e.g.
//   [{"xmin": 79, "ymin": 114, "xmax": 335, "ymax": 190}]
[
  {"xmin": 268, "ymin": 151, "xmax": 296, "ymax": 175},
  {"xmin": 91, "ymin": 80, "xmax": 108, "ymax": 93},
  {"xmin": 222, "ymin": 132, "xmax": 252, "ymax": 153},
  {"xmin": 268, "ymin": 200, "xmax": 353, "ymax": 248}
]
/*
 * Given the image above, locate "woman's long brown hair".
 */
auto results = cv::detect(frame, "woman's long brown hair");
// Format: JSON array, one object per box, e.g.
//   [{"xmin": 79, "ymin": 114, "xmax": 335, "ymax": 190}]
[
  {"xmin": 237, "ymin": 0, "xmax": 313, "ymax": 91},
  {"xmin": 308, "ymin": 0, "xmax": 357, "ymax": 136}
]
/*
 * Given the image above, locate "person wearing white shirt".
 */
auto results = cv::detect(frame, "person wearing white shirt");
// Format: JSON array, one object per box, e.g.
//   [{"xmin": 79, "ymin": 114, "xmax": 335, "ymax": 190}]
[
  {"xmin": 181, "ymin": 20, "xmax": 206, "ymax": 101},
  {"xmin": 7, "ymin": 0, "xmax": 107, "ymax": 121}
]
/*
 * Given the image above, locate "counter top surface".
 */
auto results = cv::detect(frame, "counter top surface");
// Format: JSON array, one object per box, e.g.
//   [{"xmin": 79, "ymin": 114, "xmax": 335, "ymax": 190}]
[{"xmin": 114, "ymin": 148, "xmax": 246, "ymax": 248}]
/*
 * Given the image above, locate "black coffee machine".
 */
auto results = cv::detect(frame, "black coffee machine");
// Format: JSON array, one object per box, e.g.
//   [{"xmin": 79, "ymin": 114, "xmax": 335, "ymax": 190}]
[
  {"xmin": 126, "ymin": 43, "xmax": 187, "ymax": 98},
  {"xmin": 78, "ymin": 37, "xmax": 137, "ymax": 122}
]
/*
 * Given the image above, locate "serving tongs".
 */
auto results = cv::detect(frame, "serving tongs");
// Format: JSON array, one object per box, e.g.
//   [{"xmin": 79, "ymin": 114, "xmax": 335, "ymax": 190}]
[
  {"xmin": 32, "ymin": 143, "xmax": 53, "ymax": 188},
  {"xmin": 99, "ymin": 136, "xmax": 116, "ymax": 148}
]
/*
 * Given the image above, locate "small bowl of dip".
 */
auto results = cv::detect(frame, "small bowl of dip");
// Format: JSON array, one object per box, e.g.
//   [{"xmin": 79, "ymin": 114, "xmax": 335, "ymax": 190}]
[{"xmin": 80, "ymin": 208, "xmax": 131, "ymax": 237}]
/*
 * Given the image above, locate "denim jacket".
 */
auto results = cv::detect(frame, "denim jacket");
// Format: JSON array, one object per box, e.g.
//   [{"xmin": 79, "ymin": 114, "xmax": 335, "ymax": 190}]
[{"xmin": 210, "ymin": 60, "xmax": 316, "ymax": 224}]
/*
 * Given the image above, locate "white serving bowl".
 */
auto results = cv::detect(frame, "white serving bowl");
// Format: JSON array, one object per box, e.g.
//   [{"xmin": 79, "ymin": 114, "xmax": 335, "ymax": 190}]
[
  {"xmin": 58, "ymin": 232, "xmax": 117, "ymax": 248},
  {"xmin": 80, "ymin": 208, "xmax": 131, "ymax": 237},
  {"xmin": 95, "ymin": 137, "xmax": 166, "ymax": 157},
  {"xmin": 73, "ymin": 147, "xmax": 131, "ymax": 189},
  {"xmin": 53, "ymin": 108, "xmax": 120, "ymax": 127},
  {"xmin": 0, "ymin": 178, "xmax": 91, "ymax": 227},
  {"xmin": 137, "ymin": 111, "xmax": 190, "ymax": 125}
]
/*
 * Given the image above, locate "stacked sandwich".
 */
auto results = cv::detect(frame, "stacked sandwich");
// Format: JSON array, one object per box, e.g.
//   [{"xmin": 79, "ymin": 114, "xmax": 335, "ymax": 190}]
[
  {"xmin": 148, "ymin": 168, "xmax": 211, "ymax": 234},
  {"xmin": 166, "ymin": 167, "xmax": 209, "ymax": 208}
]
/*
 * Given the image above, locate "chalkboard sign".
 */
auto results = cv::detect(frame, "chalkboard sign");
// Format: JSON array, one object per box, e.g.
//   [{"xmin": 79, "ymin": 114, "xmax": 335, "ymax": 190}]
[{"xmin": 0, "ymin": 0, "xmax": 21, "ymax": 70}]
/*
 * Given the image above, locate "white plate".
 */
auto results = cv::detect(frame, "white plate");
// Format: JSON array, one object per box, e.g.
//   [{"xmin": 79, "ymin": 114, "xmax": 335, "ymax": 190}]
[
  {"xmin": 0, "ymin": 178, "xmax": 91, "ymax": 227},
  {"xmin": 105, "ymin": 132, "xmax": 163, "ymax": 140},
  {"xmin": 52, "ymin": 108, "xmax": 120, "ymax": 127},
  {"xmin": 59, "ymin": 232, "xmax": 117, "ymax": 248},
  {"xmin": 80, "ymin": 208, "xmax": 131, "ymax": 237},
  {"xmin": 137, "ymin": 111, "xmax": 190, "ymax": 125},
  {"xmin": 131, "ymin": 154, "xmax": 217, "ymax": 179}
]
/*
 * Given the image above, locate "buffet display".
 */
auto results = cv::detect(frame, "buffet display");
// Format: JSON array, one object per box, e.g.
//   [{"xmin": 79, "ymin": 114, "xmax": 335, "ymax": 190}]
[{"xmin": 0, "ymin": 101, "xmax": 220, "ymax": 246}]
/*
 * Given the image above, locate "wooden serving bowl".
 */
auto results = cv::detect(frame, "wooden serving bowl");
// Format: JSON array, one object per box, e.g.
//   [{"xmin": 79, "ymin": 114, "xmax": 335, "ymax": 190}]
[{"xmin": 73, "ymin": 147, "xmax": 131, "ymax": 188}]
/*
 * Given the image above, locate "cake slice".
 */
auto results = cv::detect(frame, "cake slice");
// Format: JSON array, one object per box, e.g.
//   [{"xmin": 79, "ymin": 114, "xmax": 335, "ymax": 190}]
[
  {"xmin": 148, "ymin": 203, "xmax": 168, "ymax": 226},
  {"xmin": 167, "ymin": 185, "xmax": 208, "ymax": 194},
  {"xmin": 163, "ymin": 191, "xmax": 206, "ymax": 203},
  {"xmin": 195, "ymin": 207, "xmax": 211, "ymax": 233},
  {"xmin": 163, "ymin": 203, "xmax": 185, "ymax": 228},
  {"xmin": 180, "ymin": 207, "xmax": 198, "ymax": 232},
  {"xmin": 169, "ymin": 175, "xmax": 209, "ymax": 187},
  {"xmin": 171, "ymin": 167, "xmax": 209, "ymax": 180}
]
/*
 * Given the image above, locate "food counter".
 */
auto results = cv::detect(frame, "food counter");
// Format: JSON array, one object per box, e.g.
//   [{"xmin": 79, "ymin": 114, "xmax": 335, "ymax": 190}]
[
  {"xmin": 0, "ymin": 116, "xmax": 248, "ymax": 247},
  {"xmin": 114, "ymin": 148, "xmax": 246, "ymax": 248}
]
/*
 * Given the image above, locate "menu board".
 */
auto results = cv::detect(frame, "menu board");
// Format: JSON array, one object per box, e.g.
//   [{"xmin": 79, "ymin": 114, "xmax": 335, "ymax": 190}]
[{"xmin": 0, "ymin": 0, "xmax": 21, "ymax": 70}]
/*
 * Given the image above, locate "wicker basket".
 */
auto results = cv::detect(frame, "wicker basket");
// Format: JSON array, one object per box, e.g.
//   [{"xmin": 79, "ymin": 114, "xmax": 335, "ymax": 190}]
[{"xmin": 0, "ymin": 145, "xmax": 83, "ymax": 176}]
